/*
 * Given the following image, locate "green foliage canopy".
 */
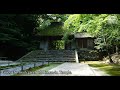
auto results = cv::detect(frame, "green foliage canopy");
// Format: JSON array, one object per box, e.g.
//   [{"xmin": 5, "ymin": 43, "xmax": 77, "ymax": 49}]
[{"xmin": 63, "ymin": 14, "xmax": 120, "ymax": 52}]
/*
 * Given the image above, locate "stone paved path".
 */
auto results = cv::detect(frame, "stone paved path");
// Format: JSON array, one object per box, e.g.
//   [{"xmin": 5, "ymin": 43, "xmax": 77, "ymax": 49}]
[
  {"xmin": 42, "ymin": 63, "xmax": 110, "ymax": 76},
  {"xmin": 0, "ymin": 62, "xmax": 110, "ymax": 76}
]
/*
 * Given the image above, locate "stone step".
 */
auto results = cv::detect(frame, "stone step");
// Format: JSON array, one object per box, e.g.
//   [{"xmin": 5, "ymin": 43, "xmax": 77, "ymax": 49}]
[
  {"xmin": 24, "ymin": 56, "xmax": 75, "ymax": 58},
  {"xmin": 35, "ymin": 52, "xmax": 75, "ymax": 54},
  {"xmin": 26, "ymin": 53, "xmax": 75, "ymax": 56},
  {"xmin": 18, "ymin": 50, "xmax": 76, "ymax": 62},
  {"xmin": 21, "ymin": 55, "xmax": 75, "ymax": 58},
  {"xmin": 20, "ymin": 58, "xmax": 76, "ymax": 62},
  {"xmin": 21, "ymin": 58, "xmax": 76, "ymax": 60},
  {"xmin": 21, "ymin": 60, "xmax": 76, "ymax": 62}
]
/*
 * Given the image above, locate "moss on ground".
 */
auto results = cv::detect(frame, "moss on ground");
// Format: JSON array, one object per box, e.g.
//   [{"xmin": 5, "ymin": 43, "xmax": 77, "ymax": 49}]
[
  {"xmin": 13, "ymin": 62, "xmax": 62, "ymax": 76},
  {"xmin": 88, "ymin": 61, "xmax": 120, "ymax": 76},
  {"xmin": 0, "ymin": 64, "xmax": 22, "ymax": 70}
]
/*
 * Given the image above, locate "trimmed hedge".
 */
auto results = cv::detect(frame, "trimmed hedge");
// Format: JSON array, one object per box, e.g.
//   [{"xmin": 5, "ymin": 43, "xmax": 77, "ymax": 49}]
[{"xmin": 78, "ymin": 50, "xmax": 99, "ymax": 61}]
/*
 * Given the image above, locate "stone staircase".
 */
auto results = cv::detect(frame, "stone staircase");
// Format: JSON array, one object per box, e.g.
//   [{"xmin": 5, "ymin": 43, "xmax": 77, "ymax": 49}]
[{"xmin": 18, "ymin": 50, "xmax": 77, "ymax": 62}]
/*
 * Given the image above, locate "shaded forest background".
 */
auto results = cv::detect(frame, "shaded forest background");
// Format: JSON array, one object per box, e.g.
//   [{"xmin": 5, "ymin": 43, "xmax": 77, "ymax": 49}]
[
  {"xmin": 0, "ymin": 14, "xmax": 67, "ymax": 60},
  {"xmin": 0, "ymin": 14, "xmax": 120, "ymax": 62}
]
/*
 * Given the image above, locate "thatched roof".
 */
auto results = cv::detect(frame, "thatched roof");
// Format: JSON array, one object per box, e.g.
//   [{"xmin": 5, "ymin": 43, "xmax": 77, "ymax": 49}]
[
  {"xmin": 74, "ymin": 32, "xmax": 94, "ymax": 38},
  {"xmin": 38, "ymin": 22, "xmax": 66, "ymax": 36},
  {"xmin": 37, "ymin": 22, "xmax": 94, "ymax": 38}
]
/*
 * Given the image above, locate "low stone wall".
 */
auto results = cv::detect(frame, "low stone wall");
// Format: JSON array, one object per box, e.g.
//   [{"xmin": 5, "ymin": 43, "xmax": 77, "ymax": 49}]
[{"xmin": 77, "ymin": 50, "xmax": 99, "ymax": 61}]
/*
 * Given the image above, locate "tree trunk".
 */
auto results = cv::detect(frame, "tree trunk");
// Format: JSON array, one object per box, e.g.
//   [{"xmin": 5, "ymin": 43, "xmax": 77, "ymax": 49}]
[
  {"xmin": 103, "ymin": 35, "xmax": 113, "ymax": 63},
  {"xmin": 116, "ymin": 45, "xmax": 119, "ymax": 54},
  {"xmin": 108, "ymin": 52, "xmax": 113, "ymax": 63},
  {"xmin": 107, "ymin": 46, "xmax": 113, "ymax": 63}
]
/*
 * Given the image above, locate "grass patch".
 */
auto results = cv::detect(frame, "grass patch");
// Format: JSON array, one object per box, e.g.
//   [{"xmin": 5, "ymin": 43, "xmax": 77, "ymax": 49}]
[
  {"xmin": 89, "ymin": 64, "xmax": 110, "ymax": 67},
  {"xmin": 88, "ymin": 61, "xmax": 120, "ymax": 76},
  {"xmin": 40, "ymin": 62, "xmax": 62, "ymax": 71},
  {"xmin": 0, "ymin": 64, "xmax": 22, "ymax": 70},
  {"xmin": 13, "ymin": 62, "xmax": 62, "ymax": 76},
  {"xmin": 26, "ymin": 64, "xmax": 49, "ymax": 72}
]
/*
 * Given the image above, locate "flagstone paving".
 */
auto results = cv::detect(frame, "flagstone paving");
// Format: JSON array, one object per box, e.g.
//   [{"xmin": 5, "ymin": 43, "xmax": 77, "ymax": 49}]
[{"xmin": 42, "ymin": 63, "xmax": 110, "ymax": 76}]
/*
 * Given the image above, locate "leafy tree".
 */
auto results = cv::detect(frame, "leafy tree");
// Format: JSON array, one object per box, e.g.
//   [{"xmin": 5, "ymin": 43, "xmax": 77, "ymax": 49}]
[
  {"xmin": 63, "ymin": 14, "xmax": 120, "ymax": 63},
  {"xmin": 0, "ymin": 14, "xmax": 68, "ymax": 59},
  {"xmin": 0, "ymin": 14, "xmax": 40, "ymax": 59},
  {"xmin": 1, "ymin": 14, "xmax": 120, "ymax": 61},
  {"xmin": 37, "ymin": 14, "xmax": 68, "ymax": 30}
]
